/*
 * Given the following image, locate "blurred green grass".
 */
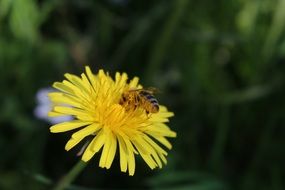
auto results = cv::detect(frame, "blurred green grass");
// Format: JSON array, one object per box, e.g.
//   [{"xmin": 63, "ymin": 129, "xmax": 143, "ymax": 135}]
[{"xmin": 0, "ymin": 0, "xmax": 285, "ymax": 189}]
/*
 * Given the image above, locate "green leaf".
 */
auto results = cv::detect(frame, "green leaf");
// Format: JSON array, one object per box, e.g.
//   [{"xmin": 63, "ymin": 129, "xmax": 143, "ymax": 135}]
[
  {"xmin": 9, "ymin": 0, "xmax": 40, "ymax": 42},
  {"xmin": 0, "ymin": 0, "xmax": 13, "ymax": 19},
  {"xmin": 147, "ymin": 171, "xmax": 229, "ymax": 190}
]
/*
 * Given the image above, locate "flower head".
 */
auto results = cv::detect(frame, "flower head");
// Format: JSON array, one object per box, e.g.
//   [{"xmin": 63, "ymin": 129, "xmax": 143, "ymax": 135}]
[{"xmin": 48, "ymin": 66, "xmax": 176, "ymax": 175}]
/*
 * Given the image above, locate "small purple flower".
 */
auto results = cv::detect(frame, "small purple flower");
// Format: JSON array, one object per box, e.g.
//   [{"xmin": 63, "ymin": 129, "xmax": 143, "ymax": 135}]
[{"xmin": 34, "ymin": 87, "xmax": 73, "ymax": 124}]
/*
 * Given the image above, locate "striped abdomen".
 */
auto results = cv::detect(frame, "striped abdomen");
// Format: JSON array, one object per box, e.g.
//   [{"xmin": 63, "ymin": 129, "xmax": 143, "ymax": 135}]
[{"xmin": 139, "ymin": 91, "xmax": 159, "ymax": 114}]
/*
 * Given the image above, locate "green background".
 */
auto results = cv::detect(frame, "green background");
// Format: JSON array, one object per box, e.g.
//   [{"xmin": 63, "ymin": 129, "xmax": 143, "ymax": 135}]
[{"xmin": 0, "ymin": 0, "xmax": 285, "ymax": 189}]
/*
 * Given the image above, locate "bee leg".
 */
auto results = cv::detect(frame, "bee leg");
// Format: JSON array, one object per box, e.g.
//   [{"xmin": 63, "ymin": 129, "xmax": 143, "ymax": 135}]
[
  {"xmin": 119, "ymin": 96, "xmax": 127, "ymax": 105},
  {"xmin": 146, "ymin": 111, "xmax": 152, "ymax": 119}
]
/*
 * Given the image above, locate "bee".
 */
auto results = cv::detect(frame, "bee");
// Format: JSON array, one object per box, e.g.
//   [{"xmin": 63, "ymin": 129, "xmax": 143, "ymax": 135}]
[{"xmin": 119, "ymin": 88, "xmax": 159, "ymax": 114}]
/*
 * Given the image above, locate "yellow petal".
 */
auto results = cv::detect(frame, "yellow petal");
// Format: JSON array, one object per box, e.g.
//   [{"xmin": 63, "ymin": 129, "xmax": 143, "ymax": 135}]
[
  {"xmin": 159, "ymin": 153, "xmax": 167, "ymax": 164},
  {"xmin": 149, "ymin": 117, "xmax": 169, "ymax": 123},
  {"xmin": 54, "ymin": 106, "xmax": 92, "ymax": 120},
  {"xmin": 64, "ymin": 73, "xmax": 90, "ymax": 94},
  {"xmin": 53, "ymin": 82, "xmax": 74, "ymax": 95},
  {"xmin": 129, "ymin": 77, "xmax": 139, "ymax": 88},
  {"xmin": 105, "ymin": 133, "xmax": 117, "ymax": 169},
  {"xmin": 65, "ymin": 136, "xmax": 84, "ymax": 151},
  {"xmin": 49, "ymin": 92, "xmax": 82, "ymax": 108},
  {"xmin": 82, "ymin": 138, "xmax": 97, "ymax": 162},
  {"xmin": 116, "ymin": 72, "xmax": 128, "ymax": 89},
  {"xmin": 62, "ymin": 80, "xmax": 87, "ymax": 99},
  {"xmin": 147, "ymin": 134, "xmax": 172, "ymax": 150},
  {"xmin": 142, "ymin": 134, "xmax": 167, "ymax": 155},
  {"xmin": 71, "ymin": 123, "xmax": 101, "ymax": 139},
  {"xmin": 91, "ymin": 131, "xmax": 106, "ymax": 153},
  {"xmin": 99, "ymin": 130, "xmax": 117, "ymax": 169},
  {"xmin": 136, "ymin": 136, "xmax": 163, "ymax": 167},
  {"xmin": 85, "ymin": 67, "xmax": 98, "ymax": 92},
  {"xmin": 151, "ymin": 151, "xmax": 162, "ymax": 168},
  {"xmin": 145, "ymin": 123, "xmax": 177, "ymax": 137},
  {"xmin": 117, "ymin": 134, "xmax": 128, "ymax": 173},
  {"xmin": 124, "ymin": 137, "xmax": 136, "ymax": 176},
  {"xmin": 81, "ymin": 73, "xmax": 95, "ymax": 95},
  {"xmin": 156, "ymin": 111, "xmax": 174, "ymax": 118},
  {"xmin": 50, "ymin": 120, "xmax": 92, "ymax": 133},
  {"xmin": 132, "ymin": 139, "xmax": 157, "ymax": 169}
]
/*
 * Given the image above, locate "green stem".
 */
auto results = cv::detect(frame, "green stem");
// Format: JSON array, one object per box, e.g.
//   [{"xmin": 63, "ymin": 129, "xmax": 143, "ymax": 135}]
[
  {"xmin": 262, "ymin": 0, "xmax": 285, "ymax": 60},
  {"xmin": 208, "ymin": 107, "xmax": 230, "ymax": 171},
  {"xmin": 53, "ymin": 160, "xmax": 87, "ymax": 190}
]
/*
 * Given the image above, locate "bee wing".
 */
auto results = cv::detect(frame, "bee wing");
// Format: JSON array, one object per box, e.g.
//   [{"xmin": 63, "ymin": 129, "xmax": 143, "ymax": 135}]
[
  {"xmin": 145, "ymin": 87, "xmax": 161, "ymax": 94},
  {"xmin": 128, "ymin": 87, "xmax": 143, "ymax": 92},
  {"xmin": 127, "ymin": 87, "xmax": 161, "ymax": 94}
]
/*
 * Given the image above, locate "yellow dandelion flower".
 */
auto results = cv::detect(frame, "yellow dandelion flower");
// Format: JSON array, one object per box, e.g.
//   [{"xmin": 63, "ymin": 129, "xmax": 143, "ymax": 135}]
[{"xmin": 48, "ymin": 66, "xmax": 176, "ymax": 176}]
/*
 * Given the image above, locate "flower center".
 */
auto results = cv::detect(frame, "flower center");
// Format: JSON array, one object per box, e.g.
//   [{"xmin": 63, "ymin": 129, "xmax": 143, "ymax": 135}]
[{"xmin": 97, "ymin": 103, "xmax": 148, "ymax": 132}]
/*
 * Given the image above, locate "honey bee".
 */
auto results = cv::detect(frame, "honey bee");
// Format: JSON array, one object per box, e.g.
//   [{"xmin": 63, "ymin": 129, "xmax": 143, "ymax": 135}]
[{"xmin": 119, "ymin": 88, "xmax": 159, "ymax": 114}]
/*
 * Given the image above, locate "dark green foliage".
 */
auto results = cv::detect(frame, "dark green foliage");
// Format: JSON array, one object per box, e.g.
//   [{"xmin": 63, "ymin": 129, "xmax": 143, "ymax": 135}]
[{"xmin": 0, "ymin": 0, "xmax": 284, "ymax": 189}]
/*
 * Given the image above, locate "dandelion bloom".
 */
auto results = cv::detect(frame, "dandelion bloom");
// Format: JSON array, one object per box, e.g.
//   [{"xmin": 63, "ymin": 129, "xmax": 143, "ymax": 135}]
[{"xmin": 48, "ymin": 66, "xmax": 176, "ymax": 175}]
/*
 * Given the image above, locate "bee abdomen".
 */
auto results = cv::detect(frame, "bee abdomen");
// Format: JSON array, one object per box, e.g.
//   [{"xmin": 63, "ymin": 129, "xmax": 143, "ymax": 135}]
[
  {"xmin": 150, "ymin": 98, "xmax": 157, "ymax": 102},
  {"xmin": 144, "ymin": 94, "xmax": 155, "ymax": 100}
]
